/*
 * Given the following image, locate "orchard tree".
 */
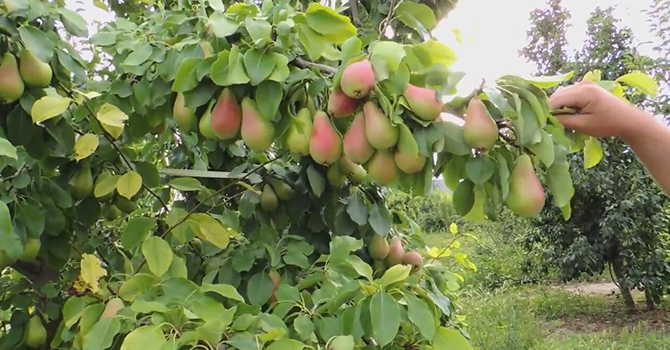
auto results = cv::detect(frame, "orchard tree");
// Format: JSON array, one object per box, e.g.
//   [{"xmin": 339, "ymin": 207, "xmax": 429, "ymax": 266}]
[{"xmin": 0, "ymin": 0, "xmax": 655, "ymax": 349}]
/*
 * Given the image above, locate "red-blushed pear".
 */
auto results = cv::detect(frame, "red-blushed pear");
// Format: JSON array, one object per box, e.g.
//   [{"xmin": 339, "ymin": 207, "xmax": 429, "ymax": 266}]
[
  {"xmin": 211, "ymin": 88, "xmax": 241, "ymax": 140},
  {"xmin": 241, "ymin": 97, "xmax": 275, "ymax": 152},
  {"xmin": 343, "ymin": 112, "xmax": 375, "ymax": 164},
  {"xmin": 367, "ymin": 150, "xmax": 398, "ymax": 186},
  {"xmin": 364, "ymin": 101, "xmax": 398, "ymax": 150},
  {"xmin": 340, "ymin": 59, "xmax": 375, "ymax": 99},
  {"xmin": 19, "ymin": 49, "xmax": 52, "ymax": 88},
  {"xmin": 404, "ymin": 84, "xmax": 443, "ymax": 121},
  {"xmin": 368, "ymin": 234, "xmax": 390, "ymax": 260},
  {"xmin": 394, "ymin": 124, "xmax": 426, "ymax": 174},
  {"xmin": 285, "ymin": 108, "xmax": 313, "ymax": 156},
  {"xmin": 100, "ymin": 297, "xmax": 125, "ymax": 319},
  {"xmin": 309, "ymin": 111, "xmax": 342, "ymax": 166},
  {"xmin": 328, "ymin": 88, "xmax": 360, "ymax": 118},
  {"xmin": 0, "ymin": 53, "xmax": 24, "ymax": 103},
  {"xmin": 507, "ymin": 154, "xmax": 546, "ymax": 217},
  {"xmin": 385, "ymin": 237, "xmax": 405, "ymax": 267},
  {"xmin": 173, "ymin": 92, "xmax": 197, "ymax": 133},
  {"xmin": 463, "ymin": 98, "xmax": 499, "ymax": 150},
  {"xmin": 403, "ymin": 251, "xmax": 423, "ymax": 272}
]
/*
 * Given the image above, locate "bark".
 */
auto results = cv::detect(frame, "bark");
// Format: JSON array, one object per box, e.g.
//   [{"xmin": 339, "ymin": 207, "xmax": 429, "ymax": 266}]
[
  {"xmin": 644, "ymin": 287, "xmax": 656, "ymax": 311},
  {"xmin": 611, "ymin": 252, "xmax": 636, "ymax": 312}
]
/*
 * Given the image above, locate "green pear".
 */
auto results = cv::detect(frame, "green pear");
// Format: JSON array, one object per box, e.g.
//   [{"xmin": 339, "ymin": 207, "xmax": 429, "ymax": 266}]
[
  {"xmin": 19, "ymin": 49, "xmax": 52, "ymax": 88},
  {"xmin": 368, "ymin": 234, "xmax": 390, "ymax": 260},
  {"xmin": 285, "ymin": 108, "xmax": 313, "ymax": 156},
  {"xmin": 0, "ymin": 53, "xmax": 24, "ymax": 103},
  {"xmin": 199, "ymin": 99, "xmax": 217, "ymax": 139},
  {"xmin": 241, "ymin": 97, "xmax": 275, "ymax": 152},
  {"xmin": 23, "ymin": 316, "xmax": 47, "ymax": 349},
  {"xmin": 394, "ymin": 124, "xmax": 426, "ymax": 174},
  {"xmin": 327, "ymin": 164, "xmax": 346, "ymax": 187},
  {"xmin": 309, "ymin": 111, "xmax": 342, "ymax": 166},
  {"xmin": 507, "ymin": 154, "xmax": 546, "ymax": 217},
  {"xmin": 69, "ymin": 166, "xmax": 94, "ymax": 200},
  {"xmin": 343, "ymin": 112, "xmax": 375, "ymax": 164},
  {"xmin": 367, "ymin": 150, "xmax": 398, "ymax": 186},
  {"xmin": 338, "ymin": 157, "xmax": 367, "ymax": 183},
  {"xmin": 114, "ymin": 196, "xmax": 137, "ymax": 214},
  {"xmin": 173, "ymin": 92, "xmax": 197, "ymax": 133},
  {"xmin": 260, "ymin": 184, "xmax": 278, "ymax": 212},
  {"xmin": 269, "ymin": 178, "xmax": 295, "ymax": 200},
  {"xmin": 364, "ymin": 101, "xmax": 398, "ymax": 150},
  {"xmin": 463, "ymin": 98, "xmax": 498, "ymax": 150},
  {"xmin": 19, "ymin": 239, "xmax": 41, "ymax": 261}
]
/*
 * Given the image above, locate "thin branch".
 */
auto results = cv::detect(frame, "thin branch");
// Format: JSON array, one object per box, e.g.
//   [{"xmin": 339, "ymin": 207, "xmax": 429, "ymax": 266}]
[
  {"xmin": 443, "ymin": 78, "xmax": 486, "ymax": 118},
  {"xmin": 349, "ymin": 0, "xmax": 361, "ymax": 26},
  {"xmin": 293, "ymin": 57, "xmax": 337, "ymax": 75},
  {"xmin": 380, "ymin": 0, "xmax": 397, "ymax": 38}
]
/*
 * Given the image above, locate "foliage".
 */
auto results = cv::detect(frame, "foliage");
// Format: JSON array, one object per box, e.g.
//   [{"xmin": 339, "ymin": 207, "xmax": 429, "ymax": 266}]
[
  {"xmin": 386, "ymin": 190, "xmax": 459, "ymax": 233},
  {"xmin": 519, "ymin": 0, "xmax": 571, "ymax": 76}
]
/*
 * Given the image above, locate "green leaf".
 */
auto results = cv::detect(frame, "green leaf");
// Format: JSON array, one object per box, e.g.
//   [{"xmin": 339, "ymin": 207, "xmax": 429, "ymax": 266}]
[
  {"xmin": 243, "ymin": 49, "xmax": 276, "ymax": 86},
  {"xmin": 465, "ymin": 156, "xmax": 494, "ymax": 185},
  {"xmin": 443, "ymin": 156, "xmax": 465, "ymax": 191},
  {"xmin": 405, "ymin": 294, "xmax": 436, "ymax": 340},
  {"xmin": 117, "ymin": 171, "xmax": 143, "ymax": 199},
  {"xmin": 583, "ymin": 137, "xmax": 603, "ymax": 169},
  {"xmin": 142, "ymin": 236, "xmax": 173, "ymax": 277},
  {"xmin": 307, "ymin": 165, "xmax": 325, "ymax": 197},
  {"xmin": 346, "ymin": 255, "xmax": 373, "ymax": 281},
  {"xmin": 369, "ymin": 292, "xmax": 401, "ymax": 347},
  {"xmin": 268, "ymin": 53, "xmax": 290, "ymax": 83},
  {"xmin": 411, "ymin": 40, "xmax": 457, "ymax": 68},
  {"xmin": 368, "ymin": 203, "xmax": 391, "ymax": 236},
  {"xmin": 340, "ymin": 36, "xmax": 362, "ymax": 65},
  {"xmin": 0, "ymin": 137, "xmax": 18, "ymax": 160},
  {"xmin": 0, "ymin": 201, "xmax": 22, "ymax": 261},
  {"xmin": 527, "ymin": 130, "xmax": 555, "ymax": 167},
  {"xmin": 495, "ymin": 152, "xmax": 510, "ymax": 199},
  {"xmin": 371, "ymin": 41, "xmax": 405, "ymax": 74},
  {"xmin": 82, "ymin": 318, "xmax": 121, "ymax": 350},
  {"xmin": 330, "ymin": 335, "xmax": 355, "ymax": 350},
  {"xmin": 74, "ymin": 134, "xmax": 99, "ymax": 162},
  {"xmin": 396, "ymin": 2, "xmax": 436, "ymax": 37},
  {"xmin": 616, "ymin": 71, "xmax": 658, "ymax": 97},
  {"xmin": 63, "ymin": 297, "xmax": 87, "ymax": 328},
  {"xmin": 525, "ymin": 71, "xmax": 574, "ymax": 89},
  {"xmin": 453, "ymin": 179, "xmax": 475, "ymax": 216},
  {"xmin": 121, "ymin": 216, "xmax": 156, "ymax": 250},
  {"xmin": 15, "ymin": 202, "xmax": 44, "ymax": 238},
  {"xmin": 434, "ymin": 122, "xmax": 471, "ymax": 156},
  {"xmin": 18, "ymin": 26, "xmax": 55, "ymax": 62},
  {"xmin": 190, "ymin": 213, "xmax": 230, "ymax": 249},
  {"xmin": 130, "ymin": 300, "xmax": 168, "ymax": 314},
  {"xmin": 225, "ymin": 333, "xmax": 257, "ymax": 350},
  {"xmin": 120, "ymin": 326, "xmax": 166, "ymax": 350},
  {"xmin": 547, "ymin": 146, "xmax": 574, "ymax": 208},
  {"xmin": 433, "ymin": 327, "xmax": 474, "ymax": 350},
  {"xmin": 266, "ymin": 339, "xmax": 304, "ymax": 350},
  {"xmin": 255, "ymin": 81, "xmax": 282, "ymax": 120},
  {"xmin": 208, "ymin": 13, "xmax": 240, "ymax": 37},
  {"xmin": 329, "ymin": 236, "xmax": 363, "ymax": 266},
  {"xmin": 201, "ymin": 283, "xmax": 245, "ymax": 302},
  {"xmin": 135, "ymin": 161, "xmax": 159, "ymax": 188},
  {"xmin": 346, "ymin": 193, "xmax": 368, "ymax": 226},
  {"xmin": 246, "ymin": 272, "xmax": 274, "ymax": 305},
  {"xmin": 245, "ymin": 17, "xmax": 272, "ymax": 42},
  {"xmin": 96, "ymin": 103, "xmax": 128, "ymax": 139},
  {"xmin": 293, "ymin": 314, "xmax": 314, "ymax": 341},
  {"xmin": 172, "ymin": 57, "xmax": 201, "ymax": 92},
  {"xmin": 298, "ymin": 25, "xmax": 326, "ymax": 60},
  {"xmin": 122, "ymin": 43, "xmax": 152, "ymax": 66},
  {"xmin": 379, "ymin": 264, "xmax": 411, "ymax": 287},
  {"xmin": 89, "ymin": 32, "xmax": 117, "ymax": 46},
  {"xmin": 207, "ymin": 0, "xmax": 224, "ymax": 11},
  {"xmin": 305, "ymin": 3, "xmax": 357, "ymax": 43},
  {"xmin": 59, "ymin": 8, "xmax": 89, "ymax": 37},
  {"xmin": 118, "ymin": 273, "xmax": 159, "ymax": 301},
  {"xmin": 31, "ymin": 96, "xmax": 71, "ymax": 123},
  {"xmin": 169, "ymin": 177, "xmax": 203, "ymax": 191}
]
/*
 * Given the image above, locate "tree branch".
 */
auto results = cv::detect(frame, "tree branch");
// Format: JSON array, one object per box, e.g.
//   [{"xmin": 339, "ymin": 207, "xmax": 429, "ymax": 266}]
[
  {"xmin": 380, "ymin": 0, "xmax": 397, "ymax": 38},
  {"xmin": 293, "ymin": 57, "xmax": 337, "ymax": 75},
  {"xmin": 443, "ymin": 78, "xmax": 486, "ymax": 117},
  {"xmin": 349, "ymin": 0, "xmax": 361, "ymax": 26}
]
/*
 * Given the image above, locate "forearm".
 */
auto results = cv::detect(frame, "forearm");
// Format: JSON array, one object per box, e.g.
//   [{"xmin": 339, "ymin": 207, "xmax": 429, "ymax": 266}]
[{"xmin": 622, "ymin": 112, "xmax": 670, "ymax": 196}]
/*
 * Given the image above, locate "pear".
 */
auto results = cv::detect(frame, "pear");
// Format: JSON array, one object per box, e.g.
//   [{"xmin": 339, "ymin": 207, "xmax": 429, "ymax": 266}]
[
  {"xmin": 269, "ymin": 269, "xmax": 281, "ymax": 303},
  {"xmin": 463, "ymin": 98, "xmax": 499, "ymax": 150},
  {"xmin": 367, "ymin": 150, "xmax": 398, "ymax": 186},
  {"xmin": 211, "ymin": 88, "xmax": 241, "ymax": 140},
  {"xmin": 23, "ymin": 316, "xmax": 47, "ymax": 349},
  {"xmin": 368, "ymin": 234, "xmax": 390, "ymax": 260},
  {"xmin": 385, "ymin": 237, "xmax": 405, "ymax": 267},
  {"xmin": 343, "ymin": 112, "xmax": 375, "ymax": 164},
  {"xmin": 340, "ymin": 59, "xmax": 376, "ymax": 99},
  {"xmin": 404, "ymin": 84, "xmax": 443, "ymax": 121},
  {"xmin": 364, "ymin": 102, "xmax": 398, "ymax": 150},
  {"xmin": 269, "ymin": 178, "xmax": 295, "ymax": 200},
  {"xmin": 69, "ymin": 166, "xmax": 94, "ymax": 200},
  {"xmin": 173, "ymin": 92, "xmax": 197, "ymax": 133},
  {"xmin": 507, "ymin": 154, "xmax": 546, "ymax": 217},
  {"xmin": 403, "ymin": 251, "xmax": 423, "ymax": 272},
  {"xmin": 309, "ymin": 111, "xmax": 342, "ymax": 166},
  {"xmin": 394, "ymin": 124, "xmax": 426, "ymax": 174},
  {"xmin": 328, "ymin": 88, "xmax": 360, "ymax": 118},
  {"xmin": 241, "ymin": 97, "xmax": 275, "ymax": 152},
  {"xmin": 19, "ymin": 238, "xmax": 41, "ymax": 261},
  {"xmin": 327, "ymin": 164, "xmax": 346, "ymax": 187},
  {"xmin": 19, "ymin": 49, "xmax": 52, "ymax": 88},
  {"xmin": 100, "ymin": 297, "xmax": 125, "ymax": 319},
  {"xmin": 198, "ymin": 99, "xmax": 217, "ymax": 139},
  {"xmin": 285, "ymin": 108, "xmax": 313, "ymax": 156},
  {"xmin": 338, "ymin": 157, "xmax": 367, "ymax": 183},
  {"xmin": 0, "ymin": 53, "xmax": 24, "ymax": 103},
  {"xmin": 260, "ymin": 184, "xmax": 278, "ymax": 212}
]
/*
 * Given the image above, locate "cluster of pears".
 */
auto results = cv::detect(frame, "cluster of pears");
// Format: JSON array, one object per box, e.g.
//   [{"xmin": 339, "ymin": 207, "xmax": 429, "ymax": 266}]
[
  {"xmin": 259, "ymin": 178, "xmax": 295, "ymax": 213},
  {"xmin": 368, "ymin": 235, "xmax": 423, "ymax": 274},
  {"xmin": 0, "ymin": 49, "xmax": 53, "ymax": 104}
]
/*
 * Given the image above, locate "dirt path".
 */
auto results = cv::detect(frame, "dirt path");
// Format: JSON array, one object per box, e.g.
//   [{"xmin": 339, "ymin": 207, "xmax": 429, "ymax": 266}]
[{"xmin": 559, "ymin": 282, "xmax": 619, "ymax": 295}]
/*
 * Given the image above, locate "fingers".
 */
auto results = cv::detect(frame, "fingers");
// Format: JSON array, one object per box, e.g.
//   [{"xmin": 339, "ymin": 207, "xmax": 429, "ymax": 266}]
[
  {"xmin": 554, "ymin": 113, "xmax": 588, "ymax": 132},
  {"xmin": 549, "ymin": 82, "xmax": 593, "ymax": 110}
]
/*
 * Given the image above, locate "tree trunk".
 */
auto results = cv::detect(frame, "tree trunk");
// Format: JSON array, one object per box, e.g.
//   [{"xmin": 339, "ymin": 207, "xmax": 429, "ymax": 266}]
[
  {"xmin": 611, "ymin": 253, "xmax": 636, "ymax": 312},
  {"xmin": 644, "ymin": 287, "xmax": 656, "ymax": 311}
]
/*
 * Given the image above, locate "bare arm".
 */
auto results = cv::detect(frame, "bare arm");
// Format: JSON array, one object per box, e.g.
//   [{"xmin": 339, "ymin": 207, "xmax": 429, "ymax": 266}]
[{"xmin": 549, "ymin": 81, "xmax": 670, "ymax": 196}]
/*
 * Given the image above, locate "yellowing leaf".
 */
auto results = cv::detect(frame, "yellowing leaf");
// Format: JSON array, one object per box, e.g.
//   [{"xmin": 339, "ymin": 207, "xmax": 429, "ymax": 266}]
[
  {"xmin": 94, "ymin": 175, "xmax": 119, "ymax": 199},
  {"xmin": 449, "ymin": 223, "xmax": 458, "ymax": 234},
  {"xmin": 74, "ymin": 134, "xmax": 99, "ymax": 161},
  {"xmin": 189, "ymin": 213, "xmax": 231, "ymax": 249},
  {"xmin": 378, "ymin": 264, "xmax": 411, "ymax": 287},
  {"xmin": 427, "ymin": 247, "xmax": 452, "ymax": 258},
  {"xmin": 31, "ymin": 96, "xmax": 72, "ymax": 123},
  {"xmin": 584, "ymin": 137, "xmax": 603, "ymax": 170},
  {"xmin": 96, "ymin": 103, "xmax": 128, "ymax": 139},
  {"xmin": 80, "ymin": 253, "xmax": 107, "ymax": 293},
  {"xmin": 449, "ymin": 240, "xmax": 461, "ymax": 249},
  {"xmin": 616, "ymin": 71, "xmax": 658, "ymax": 97},
  {"xmin": 117, "ymin": 171, "xmax": 142, "ymax": 199}
]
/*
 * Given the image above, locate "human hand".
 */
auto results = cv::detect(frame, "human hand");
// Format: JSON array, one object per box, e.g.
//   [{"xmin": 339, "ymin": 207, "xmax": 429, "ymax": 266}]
[{"xmin": 549, "ymin": 80, "xmax": 649, "ymax": 139}]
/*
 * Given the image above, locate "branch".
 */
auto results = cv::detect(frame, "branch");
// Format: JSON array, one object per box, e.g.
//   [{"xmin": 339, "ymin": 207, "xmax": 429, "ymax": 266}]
[
  {"xmin": 293, "ymin": 57, "xmax": 337, "ymax": 75},
  {"xmin": 380, "ymin": 0, "xmax": 397, "ymax": 38},
  {"xmin": 443, "ymin": 78, "xmax": 486, "ymax": 118},
  {"xmin": 12, "ymin": 259, "xmax": 60, "ymax": 289},
  {"xmin": 349, "ymin": 0, "xmax": 361, "ymax": 26}
]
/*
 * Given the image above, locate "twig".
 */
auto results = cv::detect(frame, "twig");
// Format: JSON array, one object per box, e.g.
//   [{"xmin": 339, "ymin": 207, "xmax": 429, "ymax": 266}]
[
  {"xmin": 427, "ymin": 232, "xmax": 463, "ymax": 265},
  {"xmin": 349, "ymin": 0, "xmax": 361, "ymax": 26},
  {"xmin": 380, "ymin": 0, "xmax": 397, "ymax": 38},
  {"xmin": 293, "ymin": 57, "xmax": 337, "ymax": 75}
]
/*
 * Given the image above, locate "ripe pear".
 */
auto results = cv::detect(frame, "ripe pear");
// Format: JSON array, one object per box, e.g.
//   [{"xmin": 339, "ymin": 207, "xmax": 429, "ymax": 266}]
[
  {"xmin": 327, "ymin": 164, "xmax": 346, "ymax": 187},
  {"xmin": 463, "ymin": 98, "xmax": 499, "ymax": 150},
  {"xmin": 0, "ymin": 53, "xmax": 25, "ymax": 104},
  {"xmin": 404, "ymin": 84, "xmax": 443, "ymax": 121},
  {"xmin": 100, "ymin": 297, "xmax": 125, "ymax": 319},
  {"xmin": 364, "ymin": 102, "xmax": 398, "ymax": 150},
  {"xmin": 385, "ymin": 237, "xmax": 405, "ymax": 267},
  {"xmin": 269, "ymin": 178, "xmax": 295, "ymax": 200},
  {"xmin": 211, "ymin": 88, "xmax": 241, "ymax": 140},
  {"xmin": 260, "ymin": 184, "xmax": 278, "ymax": 212},
  {"xmin": 368, "ymin": 234, "xmax": 390, "ymax": 260},
  {"xmin": 343, "ymin": 112, "xmax": 375, "ymax": 164},
  {"xmin": 23, "ymin": 316, "xmax": 47, "ymax": 349},
  {"xmin": 173, "ymin": 92, "xmax": 197, "ymax": 133},
  {"xmin": 328, "ymin": 88, "xmax": 360, "ymax": 118},
  {"xmin": 340, "ymin": 59, "xmax": 375, "ymax": 99},
  {"xmin": 403, "ymin": 251, "xmax": 423, "ymax": 272},
  {"xmin": 241, "ymin": 97, "xmax": 275, "ymax": 152},
  {"xmin": 309, "ymin": 111, "xmax": 342, "ymax": 166},
  {"xmin": 19, "ymin": 239, "xmax": 41, "ymax": 261},
  {"xmin": 507, "ymin": 154, "xmax": 546, "ymax": 217},
  {"xmin": 69, "ymin": 166, "xmax": 94, "ymax": 200},
  {"xmin": 394, "ymin": 124, "xmax": 426, "ymax": 174},
  {"xmin": 367, "ymin": 150, "xmax": 398, "ymax": 186},
  {"xmin": 199, "ymin": 99, "xmax": 217, "ymax": 139},
  {"xmin": 285, "ymin": 108, "xmax": 313, "ymax": 156},
  {"xmin": 19, "ymin": 49, "xmax": 52, "ymax": 88}
]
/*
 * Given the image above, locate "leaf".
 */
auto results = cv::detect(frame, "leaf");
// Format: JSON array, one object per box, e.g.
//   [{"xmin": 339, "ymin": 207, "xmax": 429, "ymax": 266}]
[
  {"xmin": 346, "ymin": 255, "xmax": 373, "ymax": 281},
  {"xmin": 547, "ymin": 148, "xmax": 574, "ymax": 208},
  {"xmin": 120, "ymin": 326, "xmax": 166, "ymax": 350},
  {"xmin": 190, "ymin": 213, "xmax": 231, "ymax": 249},
  {"xmin": 346, "ymin": 193, "xmax": 368, "ymax": 226},
  {"xmin": 584, "ymin": 137, "xmax": 603, "ymax": 169},
  {"xmin": 525, "ymin": 71, "xmax": 574, "ymax": 89},
  {"xmin": 18, "ymin": 26, "xmax": 55, "ymax": 62},
  {"xmin": 616, "ymin": 71, "xmax": 658, "ymax": 97},
  {"xmin": 121, "ymin": 216, "xmax": 156, "ymax": 250},
  {"xmin": 243, "ymin": 49, "xmax": 276, "ymax": 86},
  {"xmin": 293, "ymin": 314, "xmax": 314, "ymax": 341},
  {"xmin": 130, "ymin": 300, "xmax": 168, "ymax": 314},
  {"xmin": 329, "ymin": 236, "xmax": 363, "ymax": 266},
  {"xmin": 452, "ymin": 179, "xmax": 475, "ymax": 216},
  {"xmin": 96, "ymin": 103, "xmax": 128, "ymax": 139},
  {"xmin": 369, "ymin": 292, "xmax": 401, "ymax": 347},
  {"xmin": 443, "ymin": 156, "xmax": 465, "ymax": 191},
  {"xmin": 135, "ymin": 161, "xmax": 159, "ymax": 188},
  {"xmin": 396, "ymin": 2, "xmax": 436, "ymax": 38},
  {"xmin": 31, "ymin": 96, "xmax": 71, "ymax": 123},
  {"xmin": 266, "ymin": 339, "xmax": 304, "ymax": 350},
  {"xmin": 208, "ymin": 12, "xmax": 240, "ymax": 37},
  {"xmin": 0, "ymin": 137, "xmax": 17, "ymax": 159},
  {"xmin": 118, "ymin": 274, "xmax": 159, "ymax": 301},
  {"xmin": 433, "ymin": 327, "xmax": 474, "ymax": 350},
  {"xmin": 122, "ymin": 43, "xmax": 152, "ymax": 66},
  {"xmin": 15, "ymin": 202, "xmax": 44, "ymax": 238},
  {"xmin": 207, "ymin": 0, "xmax": 224, "ymax": 11},
  {"xmin": 169, "ymin": 177, "xmax": 203, "ymax": 191},
  {"xmin": 268, "ymin": 53, "xmax": 290, "ymax": 83},
  {"xmin": 371, "ymin": 41, "xmax": 405, "ymax": 74},
  {"xmin": 245, "ymin": 17, "xmax": 272, "ymax": 42},
  {"xmin": 117, "ymin": 171, "xmax": 142, "ymax": 199},
  {"xmin": 59, "ymin": 8, "xmax": 89, "ymax": 37},
  {"xmin": 255, "ymin": 80, "xmax": 282, "ymax": 120},
  {"xmin": 74, "ymin": 134, "xmax": 99, "ymax": 161},
  {"xmin": 368, "ymin": 203, "xmax": 391, "ymax": 236},
  {"xmin": 172, "ymin": 57, "xmax": 201, "ymax": 92},
  {"xmin": 379, "ymin": 264, "xmax": 411, "ymax": 287},
  {"xmin": 83, "ymin": 318, "xmax": 121, "ymax": 350},
  {"xmin": 405, "ymin": 294, "xmax": 436, "ymax": 340},
  {"xmin": 201, "ymin": 283, "xmax": 245, "ymax": 302},
  {"xmin": 142, "ymin": 236, "xmax": 173, "ymax": 277},
  {"xmin": 298, "ymin": 25, "xmax": 326, "ymax": 60},
  {"xmin": 305, "ymin": 3, "xmax": 357, "ymax": 43},
  {"xmin": 0, "ymin": 201, "xmax": 22, "ymax": 261},
  {"xmin": 411, "ymin": 40, "xmax": 457, "ymax": 68},
  {"xmin": 94, "ymin": 175, "xmax": 119, "ymax": 199},
  {"xmin": 246, "ymin": 272, "xmax": 274, "ymax": 305},
  {"xmin": 307, "ymin": 165, "xmax": 325, "ymax": 197},
  {"xmin": 465, "ymin": 156, "xmax": 494, "ymax": 185},
  {"xmin": 80, "ymin": 254, "xmax": 107, "ymax": 293},
  {"xmin": 527, "ymin": 131, "xmax": 555, "ymax": 167},
  {"xmin": 330, "ymin": 335, "xmax": 355, "ymax": 350}
]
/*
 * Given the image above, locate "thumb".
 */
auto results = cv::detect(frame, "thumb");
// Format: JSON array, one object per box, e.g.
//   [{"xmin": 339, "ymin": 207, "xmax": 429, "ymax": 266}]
[{"xmin": 554, "ymin": 113, "xmax": 588, "ymax": 132}]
